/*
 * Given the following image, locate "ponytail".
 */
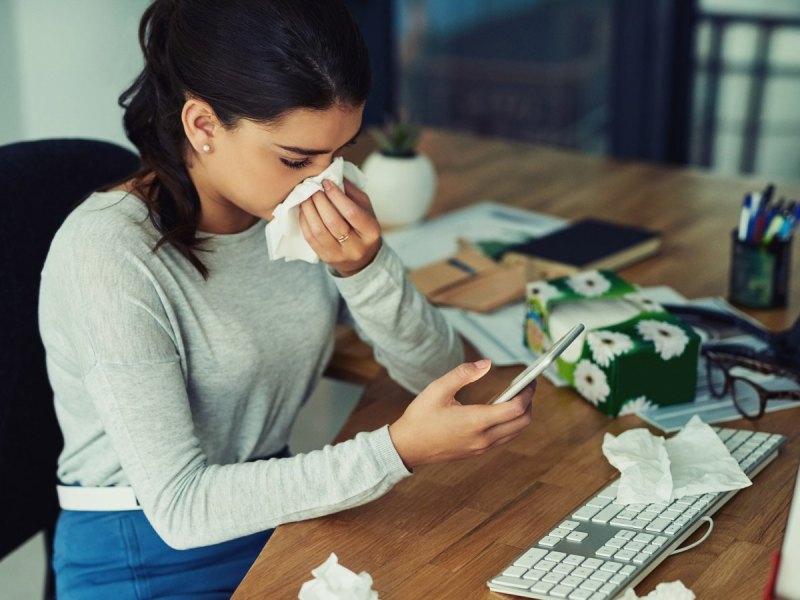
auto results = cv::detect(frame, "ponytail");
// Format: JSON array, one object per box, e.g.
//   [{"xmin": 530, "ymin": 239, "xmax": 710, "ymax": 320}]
[{"xmin": 120, "ymin": 0, "xmax": 208, "ymax": 277}]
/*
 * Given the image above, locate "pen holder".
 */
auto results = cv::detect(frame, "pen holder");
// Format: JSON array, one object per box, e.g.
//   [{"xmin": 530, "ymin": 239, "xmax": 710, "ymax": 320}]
[{"xmin": 729, "ymin": 230, "xmax": 792, "ymax": 309}]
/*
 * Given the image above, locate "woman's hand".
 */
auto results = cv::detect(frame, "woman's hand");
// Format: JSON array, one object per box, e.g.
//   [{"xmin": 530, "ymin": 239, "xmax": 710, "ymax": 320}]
[
  {"xmin": 388, "ymin": 359, "xmax": 535, "ymax": 470},
  {"xmin": 298, "ymin": 178, "xmax": 382, "ymax": 277}
]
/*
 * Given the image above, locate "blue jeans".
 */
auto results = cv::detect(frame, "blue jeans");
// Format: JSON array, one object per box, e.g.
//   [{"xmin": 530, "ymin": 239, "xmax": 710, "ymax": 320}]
[{"xmin": 53, "ymin": 509, "xmax": 272, "ymax": 599}]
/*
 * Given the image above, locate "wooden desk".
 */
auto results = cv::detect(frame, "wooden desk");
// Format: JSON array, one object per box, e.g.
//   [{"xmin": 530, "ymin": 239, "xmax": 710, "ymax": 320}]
[{"xmin": 235, "ymin": 129, "xmax": 800, "ymax": 599}]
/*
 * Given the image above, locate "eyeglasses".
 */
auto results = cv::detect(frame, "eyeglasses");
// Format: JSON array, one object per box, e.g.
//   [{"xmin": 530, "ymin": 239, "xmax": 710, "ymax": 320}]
[{"xmin": 702, "ymin": 348, "xmax": 800, "ymax": 420}]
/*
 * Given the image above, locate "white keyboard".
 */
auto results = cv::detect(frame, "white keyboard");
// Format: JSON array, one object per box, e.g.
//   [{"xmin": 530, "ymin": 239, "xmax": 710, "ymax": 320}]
[{"xmin": 487, "ymin": 427, "xmax": 786, "ymax": 599}]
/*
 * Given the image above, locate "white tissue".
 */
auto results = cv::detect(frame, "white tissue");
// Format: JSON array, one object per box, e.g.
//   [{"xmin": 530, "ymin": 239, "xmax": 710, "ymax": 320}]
[
  {"xmin": 619, "ymin": 580, "xmax": 696, "ymax": 599},
  {"xmin": 266, "ymin": 157, "xmax": 366, "ymax": 263},
  {"xmin": 548, "ymin": 298, "xmax": 644, "ymax": 362},
  {"xmin": 298, "ymin": 553, "xmax": 379, "ymax": 600},
  {"xmin": 602, "ymin": 415, "xmax": 751, "ymax": 505},
  {"xmin": 603, "ymin": 428, "xmax": 673, "ymax": 505}
]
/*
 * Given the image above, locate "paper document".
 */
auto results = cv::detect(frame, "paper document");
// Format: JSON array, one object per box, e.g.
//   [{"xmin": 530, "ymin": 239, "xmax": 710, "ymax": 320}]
[{"xmin": 383, "ymin": 201, "xmax": 565, "ymax": 269}]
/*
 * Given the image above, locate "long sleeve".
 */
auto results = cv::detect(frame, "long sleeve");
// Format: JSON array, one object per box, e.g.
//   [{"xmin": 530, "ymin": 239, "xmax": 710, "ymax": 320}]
[
  {"xmin": 332, "ymin": 243, "xmax": 465, "ymax": 394},
  {"xmin": 85, "ymin": 359, "xmax": 409, "ymax": 549}
]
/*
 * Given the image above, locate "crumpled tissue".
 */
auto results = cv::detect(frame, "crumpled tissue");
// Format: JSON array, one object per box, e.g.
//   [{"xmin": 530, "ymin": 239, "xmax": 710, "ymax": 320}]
[
  {"xmin": 266, "ymin": 157, "xmax": 366, "ymax": 263},
  {"xmin": 619, "ymin": 580, "xmax": 696, "ymax": 600},
  {"xmin": 298, "ymin": 553, "xmax": 379, "ymax": 600},
  {"xmin": 602, "ymin": 415, "xmax": 751, "ymax": 505}
]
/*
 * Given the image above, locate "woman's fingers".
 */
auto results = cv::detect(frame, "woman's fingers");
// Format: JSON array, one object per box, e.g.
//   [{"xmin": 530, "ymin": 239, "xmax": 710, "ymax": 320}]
[
  {"xmin": 482, "ymin": 394, "xmax": 533, "ymax": 443},
  {"xmin": 323, "ymin": 179, "xmax": 379, "ymax": 239},
  {"xmin": 307, "ymin": 190, "xmax": 354, "ymax": 245}
]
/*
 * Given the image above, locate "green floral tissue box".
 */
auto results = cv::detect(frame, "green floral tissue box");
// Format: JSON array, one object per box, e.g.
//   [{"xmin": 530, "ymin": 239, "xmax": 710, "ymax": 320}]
[{"xmin": 524, "ymin": 269, "xmax": 700, "ymax": 417}]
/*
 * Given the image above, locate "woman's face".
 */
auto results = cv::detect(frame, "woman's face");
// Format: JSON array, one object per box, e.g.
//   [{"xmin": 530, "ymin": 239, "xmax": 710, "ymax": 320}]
[{"xmin": 187, "ymin": 103, "xmax": 364, "ymax": 233}]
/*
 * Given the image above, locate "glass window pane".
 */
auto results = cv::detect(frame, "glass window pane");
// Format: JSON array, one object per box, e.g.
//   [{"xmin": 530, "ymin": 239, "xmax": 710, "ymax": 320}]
[{"xmin": 395, "ymin": 0, "xmax": 613, "ymax": 154}]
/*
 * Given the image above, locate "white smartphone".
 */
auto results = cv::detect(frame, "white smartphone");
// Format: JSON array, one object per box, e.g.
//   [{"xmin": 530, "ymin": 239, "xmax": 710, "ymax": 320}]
[{"xmin": 489, "ymin": 323, "xmax": 585, "ymax": 404}]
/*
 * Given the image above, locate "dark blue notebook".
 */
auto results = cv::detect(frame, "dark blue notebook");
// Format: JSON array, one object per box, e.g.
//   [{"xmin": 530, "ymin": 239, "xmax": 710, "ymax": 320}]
[{"xmin": 501, "ymin": 218, "xmax": 661, "ymax": 271}]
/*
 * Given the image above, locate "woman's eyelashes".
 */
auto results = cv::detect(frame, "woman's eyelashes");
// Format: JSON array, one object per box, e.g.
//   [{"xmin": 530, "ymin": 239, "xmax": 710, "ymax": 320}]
[
  {"xmin": 280, "ymin": 157, "xmax": 313, "ymax": 170},
  {"xmin": 280, "ymin": 138, "xmax": 357, "ymax": 170}
]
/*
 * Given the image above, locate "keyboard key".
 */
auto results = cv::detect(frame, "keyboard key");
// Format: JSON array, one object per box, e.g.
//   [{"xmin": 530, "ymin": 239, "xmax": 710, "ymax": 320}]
[
  {"xmin": 553, "ymin": 563, "xmax": 575, "ymax": 575},
  {"xmin": 579, "ymin": 579, "xmax": 603, "ymax": 591},
  {"xmin": 645, "ymin": 518, "xmax": 671, "ymax": 532},
  {"xmin": 551, "ymin": 584, "xmax": 574, "ymax": 597},
  {"xmin": 616, "ymin": 530, "xmax": 635, "ymax": 540},
  {"xmin": 611, "ymin": 518, "xmax": 647, "ymax": 530},
  {"xmin": 539, "ymin": 535, "xmax": 561, "ymax": 547},
  {"xmin": 583, "ymin": 558, "xmax": 604, "ymax": 569},
  {"xmin": 542, "ymin": 572, "xmax": 564, "ymax": 585},
  {"xmin": 564, "ymin": 554, "xmax": 585, "ymax": 566},
  {"xmin": 642, "ymin": 544, "xmax": 659, "ymax": 555},
  {"xmin": 607, "ymin": 537, "xmax": 626, "ymax": 548},
  {"xmin": 586, "ymin": 495, "xmax": 613, "ymax": 509},
  {"xmin": 614, "ymin": 549, "xmax": 636, "ymax": 561},
  {"xmin": 491, "ymin": 576, "xmax": 530, "ymax": 589},
  {"xmin": 600, "ymin": 583, "xmax": 617, "ymax": 594},
  {"xmin": 562, "ymin": 575, "xmax": 584, "ymax": 587},
  {"xmin": 523, "ymin": 569, "xmax": 544, "ymax": 581},
  {"xmin": 568, "ymin": 589, "xmax": 593, "ymax": 600},
  {"xmin": 592, "ymin": 505, "xmax": 624, "ymax": 524},
  {"xmin": 596, "ymin": 546, "xmax": 616, "ymax": 558},
  {"xmin": 633, "ymin": 533, "xmax": 654, "ymax": 543},
  {"xmin": 559, "ymin": 520, "xmax": 580, "ymax": 531},
  {"xmin": 633, "ymin": 552, "xmax": 649, "ymax": 564},
  {"xmin": 573, "ymin": 506, "xmax": 601, "ymax": 521},
  {"xmin": 546, "ymin": 551, "xmax": 567, "ymax": 562},
  {"xmin": 531, "ymin": 581, "xmax": 554, "ymax": 594},
  {"xmin": 610, "ymin": 574, "xmax": 627, "ymax": 585},
  {"xmin": 533, "ymin": 560, "xmax": 557, "ymax": 572},
  {"xmin": 567, "ymin": 531, "xmax": 588, "ymax": 543},
  {"xmin": 502, "ymin": 565, "xmax": 527, "ymax": 577},
  {"xmin": 589, "ymin": 570, "xmax": 612, "ymax": 582},
  {"xmin": 624, "ymin": 541, "xmax": 646, "ymax": 552},
  {"xmin": 620, "ymin": 565, "xmax": 636, "ymax": 576},
  {"xmin": 549, "ymin": 527, "xmax": 571, "ymax": 538},
  {"xmin": 514, "ymin": 547, "xmax": 548, "ymax": 568},
  {"xmin": 600, "ymin": 561, "xmax": 623, "ymax": 573},
  {"xmin": 572, "ymin": 567, "xmax": 594, "ymax": 578}
]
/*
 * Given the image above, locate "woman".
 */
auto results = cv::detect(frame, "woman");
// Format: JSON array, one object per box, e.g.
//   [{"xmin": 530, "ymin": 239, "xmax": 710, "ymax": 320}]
[{"xmin": 39, "ymin": 0, "xmax": 534, "ymax": 597}]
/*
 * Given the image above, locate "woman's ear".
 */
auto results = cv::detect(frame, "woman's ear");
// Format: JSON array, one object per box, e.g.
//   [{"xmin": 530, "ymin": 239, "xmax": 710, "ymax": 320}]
[{"xmin": 181, "ymin": 98, "xmax": 217, "ymax": 154}]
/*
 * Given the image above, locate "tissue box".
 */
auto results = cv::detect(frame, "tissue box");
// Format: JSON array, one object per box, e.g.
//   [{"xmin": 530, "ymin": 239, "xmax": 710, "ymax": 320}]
[{"xmin": 524, "ymin": 270, "xmax": 700, "ymax": 416}]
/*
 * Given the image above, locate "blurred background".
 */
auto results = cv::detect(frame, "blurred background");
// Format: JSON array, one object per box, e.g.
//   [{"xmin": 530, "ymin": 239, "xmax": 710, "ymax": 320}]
[
  {"xmin": 2, "ymin": 0, "xmax": 800, "ymax": 596},
  {"xmin": 4, "ymin": 0, "xmax": 800, "ymax": 180}
]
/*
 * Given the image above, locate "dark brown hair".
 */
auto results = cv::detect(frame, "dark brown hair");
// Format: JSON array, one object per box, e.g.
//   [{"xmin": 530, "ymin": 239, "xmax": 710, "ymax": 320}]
[{"xmin": 119, "ymin": 0, "xmax": 371, "ymax": 276}]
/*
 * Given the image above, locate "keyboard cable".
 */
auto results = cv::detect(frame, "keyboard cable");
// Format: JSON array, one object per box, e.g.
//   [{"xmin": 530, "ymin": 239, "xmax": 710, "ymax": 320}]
[{"xmin": 669, "ymin": 516, "xmax": 714, "ymax": 555}]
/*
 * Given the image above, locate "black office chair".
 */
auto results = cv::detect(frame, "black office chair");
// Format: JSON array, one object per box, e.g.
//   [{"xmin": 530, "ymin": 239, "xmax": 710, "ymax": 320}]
[{"xmin": 0, "ymin": 139, "xmax": 139, "ymax": 599}]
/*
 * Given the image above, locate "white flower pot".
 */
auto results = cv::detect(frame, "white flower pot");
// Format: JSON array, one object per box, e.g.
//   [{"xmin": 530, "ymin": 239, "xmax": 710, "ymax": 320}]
[{"xmin": 361, "ymin": 151, "xmax": 436, "ymax": 227}]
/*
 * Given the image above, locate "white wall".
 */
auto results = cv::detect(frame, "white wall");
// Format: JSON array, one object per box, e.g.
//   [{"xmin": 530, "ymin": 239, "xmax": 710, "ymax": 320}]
[{"xmin": 0, "ymin": 0, "xmax": 151, "ymax": 149}]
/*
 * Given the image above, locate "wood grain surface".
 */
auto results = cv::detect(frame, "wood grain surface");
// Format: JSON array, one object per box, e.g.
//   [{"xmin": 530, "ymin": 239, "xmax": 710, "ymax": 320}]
[{"xmin": 236, "ymin": 128, "xmax": 800, "ymax": 599}]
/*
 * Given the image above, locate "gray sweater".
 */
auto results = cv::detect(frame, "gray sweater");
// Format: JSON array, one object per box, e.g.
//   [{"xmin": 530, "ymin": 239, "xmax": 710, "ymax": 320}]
[{"xmin": 39, "ymin": 191, "xmax": 463, "ymax": 549}]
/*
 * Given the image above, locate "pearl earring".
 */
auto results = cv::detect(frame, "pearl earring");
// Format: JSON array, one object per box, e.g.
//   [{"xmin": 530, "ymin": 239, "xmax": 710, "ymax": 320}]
[{"xmin": 201, "ymin": 144, "xmax": 211, "ymax": 153}]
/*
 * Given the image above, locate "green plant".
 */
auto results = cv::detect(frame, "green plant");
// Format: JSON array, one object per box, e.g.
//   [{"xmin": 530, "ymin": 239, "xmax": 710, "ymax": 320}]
[{"xmin": 369, "ymin": 117, "xmax": 421, "ymax": 158}]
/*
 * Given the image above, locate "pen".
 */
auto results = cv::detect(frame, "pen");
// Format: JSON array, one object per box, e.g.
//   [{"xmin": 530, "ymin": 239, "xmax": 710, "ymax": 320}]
[
  {"xmin": 738, "ymin": 194, "xmax": 752, "ymax": 241},
  {"xmin": 778, "ymin": 205, "xmax": 800, "ymax": 241},
  {"xmin": 762, "ymin": 213, "xmax": 784, "ymax": 245},
  {"xmin": 447, "ymin": 257, "xmax": 478, "ymax": 276},
  {"xmin": 753, "ymin": 183, "xmax": 776, "ymax": 242},
  {"xmin": 746, "ymin": 192, "xmax": 762, "ymax": 241}
]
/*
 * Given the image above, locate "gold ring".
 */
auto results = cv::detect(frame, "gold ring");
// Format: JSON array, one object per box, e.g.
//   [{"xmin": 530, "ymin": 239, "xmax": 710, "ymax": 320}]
[{"xmin": 336, "ymin": 232, "xmax": 350, "ymax": 244}]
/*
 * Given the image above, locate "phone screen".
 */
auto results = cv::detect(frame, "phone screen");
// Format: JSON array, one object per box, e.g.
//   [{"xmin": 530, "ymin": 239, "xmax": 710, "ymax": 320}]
[{"xmin": 489, "ymin": 323, "xmax": 585, "ymax": 404}]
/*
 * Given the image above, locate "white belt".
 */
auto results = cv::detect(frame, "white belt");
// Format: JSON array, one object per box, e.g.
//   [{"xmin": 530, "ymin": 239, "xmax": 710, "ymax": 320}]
[{"xmin": 57, "ymin": 485, "xmax": 142, "ymax": 511}]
